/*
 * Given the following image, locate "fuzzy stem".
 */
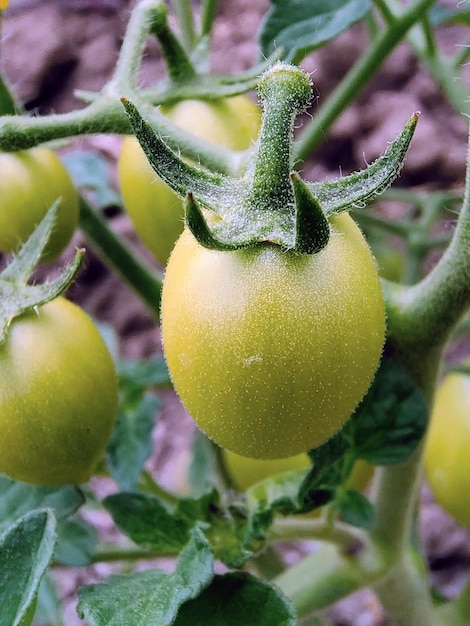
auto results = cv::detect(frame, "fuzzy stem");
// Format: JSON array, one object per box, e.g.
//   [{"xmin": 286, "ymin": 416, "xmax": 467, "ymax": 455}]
[
  {"xmin": 373, "ymin": 552, "xmax": 443, "ymax": 626},
  {"xmin": 274, "ymin": 540, "xmax": 389, "ymax": 617},
  {"xmin": 267, "ymin": 516, "xmax": 367, "ymax": 552},
  {"xmin": 379, "ymin": 0, "xmax": 470, "ymax": 117},
  {"xmin": 78, "ymin": 197, "xmax": 162, "ymax": 319},
  {"xmin": 200, "ymin": 0, "xmax": 218, "ymax": 38},
  {"xmin": 107, "ymin": 0, "xmax": 161, "ymax": 94},
  {"xmin": 248, "ymin": 64, "xmax": 312, "ymax": 213},
  {"xmin": 151, "ymin": 3, "xmax": 197, "ymax": 83},
  {"xmin": 294, "ymin": 0, "xmax": 436, "ymax": 161},
  {"xmin": 172, "ymin": 0, "xmax": 197, "ymax": 54}
]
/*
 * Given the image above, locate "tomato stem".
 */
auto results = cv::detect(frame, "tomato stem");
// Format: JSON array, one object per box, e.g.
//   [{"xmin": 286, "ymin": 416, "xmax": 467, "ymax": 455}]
[
  {"xmin": 78, "ymin": 197, "xmax": 162, "ymax": 319},
  {"xmin": 151, "ymin": 3, "xmax": 198, "ymax": 84},
  {"xmin": 247, "ymin": 63, "xmax": 311, "ymax": 220},
  {"xmin": 293, "ymin": 0, "xmax": 437, "ymax": 161}
]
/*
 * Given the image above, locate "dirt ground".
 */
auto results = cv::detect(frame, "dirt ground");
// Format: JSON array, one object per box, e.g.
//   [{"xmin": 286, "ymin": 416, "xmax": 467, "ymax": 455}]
[{"xmin": 1, "ymin": 1, "xmax": 470, "ymax": 625}]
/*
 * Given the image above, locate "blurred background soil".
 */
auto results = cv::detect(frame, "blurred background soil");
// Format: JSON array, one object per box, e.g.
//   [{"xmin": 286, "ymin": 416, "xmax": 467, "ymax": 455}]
[{"xmin": 1, "ymin": 1, "xmax": 470, "ymax": 624}]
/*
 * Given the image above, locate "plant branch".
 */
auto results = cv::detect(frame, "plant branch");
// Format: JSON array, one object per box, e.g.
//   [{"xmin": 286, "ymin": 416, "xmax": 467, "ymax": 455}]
[
  {"xmin": 78, "ymin": 197, "xmax": 162, "ymax": 319},
  {"xmin": 267, "ymin": 516, "xmax": 368, "ymax": 553},
  {"xmin": 294, "ymin": 0, "xmax": 437, "ymax": 161}
]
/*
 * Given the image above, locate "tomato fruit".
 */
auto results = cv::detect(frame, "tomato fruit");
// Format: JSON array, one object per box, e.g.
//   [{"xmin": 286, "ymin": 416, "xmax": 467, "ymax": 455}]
[
  {"xmin": 0, "ymin": 147, "xmax": 79, "ymax": 261},
  {"xmin": 424, "ymin": 368, "xmax": 470, "ymax": 528},
  {"xmin": 0, "ymin": 297, "xmax": 118, "ymax": 486},
  {"xmin": 161, "ymin": 212, "xmax": 386, "ymax": 459},
  {"xmin": 118, "ymin": 95, "xmax": 261, "ymax": 265},
  {"xmin": 223, "ymin": 449, "xmax": 311, "ymax": 491},
  {"xmin": 223, "ymin": 450, "xmax": 374, "ymax": 493}
]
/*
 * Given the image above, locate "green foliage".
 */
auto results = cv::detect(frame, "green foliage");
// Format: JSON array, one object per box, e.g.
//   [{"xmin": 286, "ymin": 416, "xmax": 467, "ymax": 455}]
[
  {"xmin": 77, "ymin": 528, "xmax": 214, "ymax": 626},
  {"xmin": 259, "ymin": 0, "xmax": 371, "ymax": 63},
  {"xmin": 173, "ymin": 572, "xmax": 297, "ymax": 626},
  {"xmin": 0, "ymin": 0, "xmax": 469, "ymax": 624},
  {"xmin": 0, "ymin": 509, "xmax": 56, "ymax": 626},
  {"xmin": 61, "ymin": 151, "xmax": 121, "ymax": 210},
  {"xmin": 0, "ymin": 477, "xmax": 83, "ymax": 534}
]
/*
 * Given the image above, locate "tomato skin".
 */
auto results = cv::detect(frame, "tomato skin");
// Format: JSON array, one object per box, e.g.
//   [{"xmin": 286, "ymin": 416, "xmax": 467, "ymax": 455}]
[
  {"xmin": 223, "ymin": 449, "xmax": 374, "ymax": 493},
  {"xmin": 0, "ymin": 297, "xmax": 118, "ymax": 486},
  {"xmin": 0, "ymin": 148, "xmax": 79, "ymax": 261},
  {"xmin": 118, "ymin": 95, "xmax": 261, "ymax": 265},
  {"xmin": 223, "ymin": 450, "xmax": 311, "ymax": 491},
  {"xmin": 425, "ymin": 370, "xmax": 470, "ymax": 528},
  {"xmin": 161, "ymin": 213, "xmax": 386, "ymax": 459}
]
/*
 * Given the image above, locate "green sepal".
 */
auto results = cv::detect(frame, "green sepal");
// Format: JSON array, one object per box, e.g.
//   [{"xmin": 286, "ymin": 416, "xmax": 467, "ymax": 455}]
[
  {"xmin": 122, "ymin": 67, "xmax": 418, "ymax": 255},
  {"xmin": 291, "ymin": 172, "xmax": 330, "ymax": 253},
  {"xmin": 185, "ymin": 193, "xmax": 239, "ymax": 251},
  {"xmin": 308, "ymin": 113, "xmax": 420, "ymax": 216},
  {"xmin": 120, "ymin": 97, "xmax": 238, "ymax": 212},
  {"xmin": 0, "ymin": 201, "xmax": 84, "ymax": 344}
]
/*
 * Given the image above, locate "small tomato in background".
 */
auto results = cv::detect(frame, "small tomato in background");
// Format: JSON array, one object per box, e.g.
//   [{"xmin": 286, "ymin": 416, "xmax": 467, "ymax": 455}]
[
  {"xmin": 0, "ymin": 148, "xmax": 79, "ymax": 261},
  {"xmin": 0, "ymin": 297, "xmax": 118, "ymax": 486},
  {"xmin": 425, "ymin": 367, "xmax": 470, "ymax": 528},
  {"xmin": 118, "ymin": 95, "xmax": 261, "ymax": 265},
  {"xmin": 223, "ymin": 449, "xmax": 374, "ymax": 493}
]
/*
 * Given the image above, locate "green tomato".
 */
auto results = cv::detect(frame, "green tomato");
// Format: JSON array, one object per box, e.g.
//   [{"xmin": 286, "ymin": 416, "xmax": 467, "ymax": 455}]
[
  {"xmin": 161, "ymin": 213, "xmax": 386, "ymax": 459},
  {"xmin": 372, "ymin": 241, "xmax": 404, "ymax": 282},
  {"xmin": 118, "ymin": 95, "xmax": 261, "ymax": 265},
  {"xmin": 223, "ymin": 449, "xmax": 374, "ymax": 494},
  {"xmin": 0, "ymin": 147, "xmax": 79, "ymax": 261},
  {"xmin": 425, "ymin": 368, "xmax": 470, "ymax": 528},
  {"xmin": 0, "ymin": 297, "xmax": 118, "ymax": 486},
  {"xmin": 223, "ymin": 449, "xmax": 311, "ymax": 491}
]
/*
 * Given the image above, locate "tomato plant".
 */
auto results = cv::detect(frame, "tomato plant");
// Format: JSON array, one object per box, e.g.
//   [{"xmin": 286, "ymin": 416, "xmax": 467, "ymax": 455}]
[
  {"xmin": 118, "ymin": 95, "xmax": 261, "ymax": 265},
  {"xmin": 0, "ymin": 147, "xmax": 79, "ymax": 261},
  {"xmin": 0, "ymin": 297, "xmax": 118, "ymax": 486},
  {"xmin": 2, "ymin": 2, "xmax": 470, "ymax": 626},
  {"xmin": 424, "ymin": 367, "xmax": 470, "ymax": 529},
  {"xmin": 161, "ymin": 213, "xmax": 386, "ymax": 459}
]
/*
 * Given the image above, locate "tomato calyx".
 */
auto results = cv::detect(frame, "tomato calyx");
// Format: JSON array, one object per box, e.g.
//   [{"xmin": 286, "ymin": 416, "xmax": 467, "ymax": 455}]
[
  {"xmin": 122, "ymin": 63, "xmax": 418, "ymax": 255},
  {"xmin": 0, "ymin": 202, "xmax": 84, "ymax": 344}
]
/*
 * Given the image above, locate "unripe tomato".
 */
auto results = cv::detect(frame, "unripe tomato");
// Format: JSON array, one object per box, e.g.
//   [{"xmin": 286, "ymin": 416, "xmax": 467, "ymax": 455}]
[
  {"xmin": 0, "ymin": 297, "xmax": 118, "ymax": 486},
  {"xmin": 223, "ymin": 450, "xmax": 374, "ymax": 493},
  {"xmin": 424, "ymin": 369, "xmax": 470, "ymax": 528},
  {"xmin": 161, "ymin": 213, "xmax": 386, "ymax": 459},
  {"xmin": 223, "ymin": 449, "xmax": 311, "ymax": 491},
  {"xmin": 118, "ymin": 95, "xmax": 261, "ymax": 265},
  {"xmin": 0, "ymin": 148, "xmax": 79, "ymax": 261}
]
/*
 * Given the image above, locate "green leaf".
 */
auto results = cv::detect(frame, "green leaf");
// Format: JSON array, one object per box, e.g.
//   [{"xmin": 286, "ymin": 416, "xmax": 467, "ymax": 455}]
[
  {"xmin": 118, "ymin": 355, "xmax": 171, "ymax": 392},
  {"xmin": 247, "ymin": 469, "xmax": 312, "ymax": 536},
  {"xmin": 54, "ymin": 517, "xmax": 97, "ymax": 567},
  {"xmin": 104, "ymin": 491, "xmax": 190, "ymax": 552},
  {"xmin": 0, "ymin": 509, "xmax": 57, "ymax": 626},
  {"xmin": 106, "ymin": 393, "xmax": 160, "ymax": 490},
  {"xmin": 335, "ymin": 489, "xmax": 374, "ymax": 528},
  {"xmin": 61, "ymin": 151, "xmax": 121, "ymax": 209},
  {"xmin": 174, "ymin": 571, "xmax": 296, "ymax": 626},
  {"xmin": 347, "ymin": 354, "xmax": 428, "ymax": 465},
  {"xmin": 77, "ymin": 527, "xmax": 214, "ymax": 626},
  {"xmin": 33, "ymin": 575, "xmax": 65, "ymax": 626},
  {"xmin": 187, "ymin": 432, "xmax": 222, "ymax": 497},
  {"xmin": 104, "ymin": 489, "xmax": 253, "ymax": 568},
  {"xmin": 0, "ymin": 476, "xmax": 84, "ymax": 535},
  {"xmin": 0, "ymin": 202, "xmax": 84, "ymax": 344},
  {"xmin": 259, "ymin": 0, "xmax": 371, "ymax": 63}
]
